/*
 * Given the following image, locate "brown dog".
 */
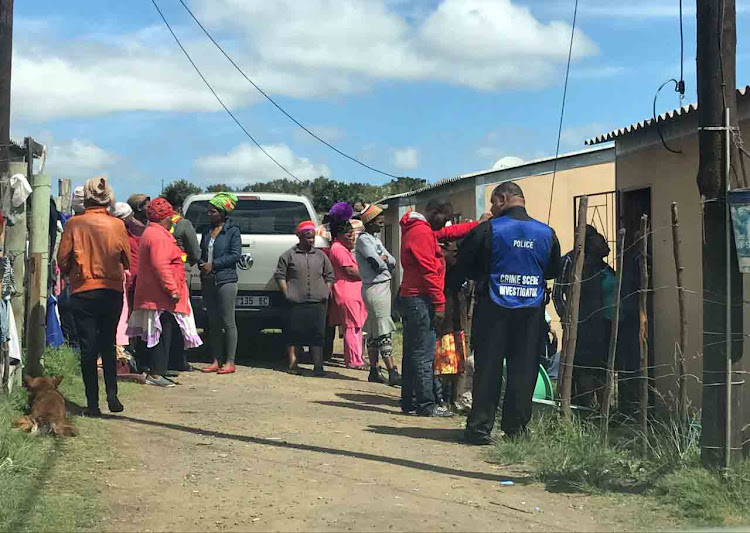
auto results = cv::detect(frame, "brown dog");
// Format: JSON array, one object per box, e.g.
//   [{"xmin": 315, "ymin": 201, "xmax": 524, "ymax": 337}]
[{"xmin": 14, "ymin": 375, "xmax": 78, "ymax": 437}]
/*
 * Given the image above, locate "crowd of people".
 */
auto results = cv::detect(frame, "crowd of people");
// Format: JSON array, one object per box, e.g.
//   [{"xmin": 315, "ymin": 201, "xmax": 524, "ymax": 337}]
[{"xmin": 59, "ymin": 174, "xmax": 636, "ymax": 445}]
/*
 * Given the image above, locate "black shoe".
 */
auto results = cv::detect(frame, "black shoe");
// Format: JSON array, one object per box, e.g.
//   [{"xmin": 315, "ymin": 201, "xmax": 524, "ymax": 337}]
[
  {"xmin": 165, "ymin": 370, "xmax": 180, "ymax": 378},
  {"xmin": 312, "ymin": 367, "xmax": 326, "ymax": 377},
  {"xmin": 463, "ymin": 432, "xmax": 493, "ymax": 446},
  {"xmin": 107, "ymin": 396, "xmax": 124, "ymax": 413},
  {"xmin": 417, "ymin": 405, "xmax": 454, "ymax": 418},
  {"xmin": 83, "ymin": 407, "xmax": 102, "ymax": 418},
  {"xmin": 388, "ymin": 368, "xmax": 402, "ymax": 387},
  {"xmin": 368, "ymin": 367, "xmax": 386, "ymax": 383}
]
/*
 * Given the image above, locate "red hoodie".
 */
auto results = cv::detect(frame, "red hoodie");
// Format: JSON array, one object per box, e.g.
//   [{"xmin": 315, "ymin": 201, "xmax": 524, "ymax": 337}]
[{"xmin": 399, "ymin": 211, "xmax": 446, "ymax": 313}]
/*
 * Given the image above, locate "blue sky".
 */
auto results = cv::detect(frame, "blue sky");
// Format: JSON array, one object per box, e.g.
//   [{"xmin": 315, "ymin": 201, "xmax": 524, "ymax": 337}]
[{"xmin": 9, "ymin": 0, "xmax": 750, "ymax": 199}]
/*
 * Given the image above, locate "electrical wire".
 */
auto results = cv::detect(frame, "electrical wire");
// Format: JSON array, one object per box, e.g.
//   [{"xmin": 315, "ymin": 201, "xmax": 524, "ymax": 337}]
[
  {"xmin": 547, "ymin": 0, "xmax": 579, "ymax": 225},
  {"xmin": 653, "ymin": 79, "xmax": 683, "ymax": 154},
  {"xmin": 176, "ymin": 0, "xmax": 404, "ymax": 180},
  {"xmin": 149, "ymin": 0, "xmax": 303, "ymax": 184},
  {"xmin": 678, "ymin": 0, "xmax": 685, "ymax": 98}
]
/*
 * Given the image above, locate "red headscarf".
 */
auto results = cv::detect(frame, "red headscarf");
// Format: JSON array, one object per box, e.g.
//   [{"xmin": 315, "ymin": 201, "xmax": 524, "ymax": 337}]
[
  {"xmin": 295, "ymin": 220, "xmax": 317, "ymax": 236},
  {"xmin": 147, "ymin": 197, "xmax": 174, "ymax": 222}
]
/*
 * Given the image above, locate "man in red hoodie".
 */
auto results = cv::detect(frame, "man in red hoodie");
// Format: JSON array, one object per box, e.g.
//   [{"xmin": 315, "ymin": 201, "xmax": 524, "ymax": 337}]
[{"xmin": 399, "ymin": 199, "xmax": 455, "ymax": 417}]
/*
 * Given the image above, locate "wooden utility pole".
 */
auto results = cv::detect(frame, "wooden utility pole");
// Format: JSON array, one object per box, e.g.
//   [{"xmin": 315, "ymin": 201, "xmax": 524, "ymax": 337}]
[
  {"xmin": 601, "ymin": 228, "xmax": 626, "ymax": 442},
  {"xmin": 697, "ymin": 0, "xmax": 744, "ymax": 467},
  {"xmin": 0, "ymin": 0, "xmax": 12, "ymax": 178},
  {"xmin": 559, "ymin": 196, "xmax": 588, "ymax": 418},
  {"xmin": 671, "ymin": 203, "xmax": 689, "ymax": 436}
]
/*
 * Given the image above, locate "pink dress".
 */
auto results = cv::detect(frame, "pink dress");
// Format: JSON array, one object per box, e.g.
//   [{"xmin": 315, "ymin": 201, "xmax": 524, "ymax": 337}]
[
  {"xmin": 329, "ymin": 240, "xmax": 367, "ymax": 368},
  {"xmin": 329, "ymin": 241, "xmax": 367, "ymax": 328}
]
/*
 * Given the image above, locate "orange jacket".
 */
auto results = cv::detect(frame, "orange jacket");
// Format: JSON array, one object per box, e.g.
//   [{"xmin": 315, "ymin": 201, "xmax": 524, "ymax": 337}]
[{"xmin": 57, "ymin": 207, "xmax": 130, "ymax": 295}]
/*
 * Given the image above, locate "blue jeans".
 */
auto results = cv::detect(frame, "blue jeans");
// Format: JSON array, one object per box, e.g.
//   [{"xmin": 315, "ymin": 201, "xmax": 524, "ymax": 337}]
[{"xmin": 399, "ymin": 295, "xmax": 437, "ymax": 414}]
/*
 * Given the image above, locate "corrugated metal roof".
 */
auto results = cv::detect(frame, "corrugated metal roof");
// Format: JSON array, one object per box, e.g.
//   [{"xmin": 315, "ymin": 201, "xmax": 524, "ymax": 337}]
[
  {"xmin": 379, "ymin": 145, "xmax": 613, "ymax": 203},
  {"xmin": 586, "ymin": 85, "xmax": 750, "ymax": 145}
]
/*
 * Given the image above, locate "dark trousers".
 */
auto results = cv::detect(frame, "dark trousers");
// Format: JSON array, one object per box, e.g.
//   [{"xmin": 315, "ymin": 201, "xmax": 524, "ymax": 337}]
[
  {"xmin": 466, "ymin": 299, "xmax": 543, "ymax": 439},
  {"xmin": 400, "ymin": 295, "xmax": 436, "ymax": 414},
  {"xmin": 147, "ymin": 312, "xmax": 183, "ymax": 376},
  {"xmin": 71, "ymin": 289, "xmax": 123, "ymax": 409}
]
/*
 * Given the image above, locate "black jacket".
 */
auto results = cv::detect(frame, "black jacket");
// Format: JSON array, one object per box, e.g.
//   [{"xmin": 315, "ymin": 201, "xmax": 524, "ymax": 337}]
[{"xmin": 200, "ymin": 219, "xmax": 241, "ymax": 286}]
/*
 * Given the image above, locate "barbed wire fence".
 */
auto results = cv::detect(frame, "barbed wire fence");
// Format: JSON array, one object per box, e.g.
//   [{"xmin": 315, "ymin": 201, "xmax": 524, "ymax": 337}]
[{"xmin": 552, "ymin": 197, "xmax": 742, "ymax": 454}]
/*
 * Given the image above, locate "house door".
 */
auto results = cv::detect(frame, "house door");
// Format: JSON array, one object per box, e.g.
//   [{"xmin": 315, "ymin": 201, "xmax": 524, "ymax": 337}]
[{"xmin": 619, "ymin": 187, "xmax": 654, "ymax": 415}]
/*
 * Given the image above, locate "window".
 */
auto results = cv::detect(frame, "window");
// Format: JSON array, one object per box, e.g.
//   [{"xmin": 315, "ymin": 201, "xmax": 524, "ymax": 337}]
[{"xmin": 185, "ymin": 199, "xmax": 311, "ymax": 235}]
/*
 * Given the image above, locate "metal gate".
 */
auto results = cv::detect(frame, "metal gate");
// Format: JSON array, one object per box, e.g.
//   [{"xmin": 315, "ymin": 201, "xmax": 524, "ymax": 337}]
[{"xmin": 574, "ymin": 190, "xmax": 619, "ymax": 266}]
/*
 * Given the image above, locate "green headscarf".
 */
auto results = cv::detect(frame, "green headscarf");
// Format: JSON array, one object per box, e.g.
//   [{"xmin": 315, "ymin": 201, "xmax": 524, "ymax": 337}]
[{"xmin": 209, "ymin": 192, "xmax": 239, "ymax": 214}]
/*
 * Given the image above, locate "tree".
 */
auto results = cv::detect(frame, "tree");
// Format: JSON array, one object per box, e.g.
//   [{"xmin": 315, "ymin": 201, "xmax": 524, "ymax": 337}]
[
  {"xmin": 383, "ymin": 176, "xmax": 428, "ymax": 196},
  {"xmin": 205, "ymin": 183, "xmax": 236, "ymax": 193},
  {"xmin": 163, "ymin": 179, "xmax": 203, "ymax": 208}
]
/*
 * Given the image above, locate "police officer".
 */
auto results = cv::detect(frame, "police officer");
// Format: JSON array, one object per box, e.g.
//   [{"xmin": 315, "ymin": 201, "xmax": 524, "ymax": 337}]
[{"xmin": 459, "ymin": 181, "xmax": 562, "ymax": 445}]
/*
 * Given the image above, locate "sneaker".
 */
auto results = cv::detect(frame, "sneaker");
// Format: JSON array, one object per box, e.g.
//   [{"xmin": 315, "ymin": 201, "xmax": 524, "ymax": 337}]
[
  {"xmin": 146, "ymin": 375, "xmax": 177, "ymax": 388},
  {"xmin": 417, "ymin": 405, "xmax": 454, "ymax": 418},
  {"xmin": 107, "ymin": 395, "xmax": 124, "ymax": 413},
  {"xmin": 368, "ymin": 367, "xmax": 386, "ymax": 383},
  {"xmin": 388, "ymin": 368, "xmax": 402, "ymax": 387}
]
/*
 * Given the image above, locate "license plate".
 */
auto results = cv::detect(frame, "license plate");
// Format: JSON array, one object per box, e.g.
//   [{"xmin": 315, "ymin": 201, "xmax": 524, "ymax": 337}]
[{"xmin": 236, "ymin": 296, "xmax": 270, "ymax": 307}]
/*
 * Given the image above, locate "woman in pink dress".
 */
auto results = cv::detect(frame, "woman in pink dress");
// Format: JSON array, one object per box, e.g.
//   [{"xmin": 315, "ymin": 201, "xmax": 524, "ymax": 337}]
[{"xmin": 329, "ymin": 220, "xmax": 368, "ymax": 369}]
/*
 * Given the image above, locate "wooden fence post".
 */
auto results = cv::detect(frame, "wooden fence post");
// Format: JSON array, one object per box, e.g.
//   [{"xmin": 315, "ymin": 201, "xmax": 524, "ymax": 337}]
[
  {"xmin": 24, "ymin": 172, "xmax": 50, "ymax": 377},
  {"xmin": 58, "ymin": 178, "xmax": 71, "ymax": 215},
  {"xmin": 560, "ymin": 195, "xmax": 588, "ymax": 419},
  {"xmin": 601, "ymin": 228, "xmax": 626, "ymax": 442},
  {"xmin": 638, "ymin": 214, "xmax": 650, "ymax": 454},
  {"xmin": 671, "ymin": 203, "xmax": 688, "ymax": 437}
]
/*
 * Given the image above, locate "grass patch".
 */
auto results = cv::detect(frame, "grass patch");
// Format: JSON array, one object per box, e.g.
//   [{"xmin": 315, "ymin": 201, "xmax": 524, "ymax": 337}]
[
  {"xmin": 489, "ymin": 411, "xmax": 750, "ymax": 527},
  {"xmin": 0, "ymin": 345, "xmax": 115, "ymax": 532}
]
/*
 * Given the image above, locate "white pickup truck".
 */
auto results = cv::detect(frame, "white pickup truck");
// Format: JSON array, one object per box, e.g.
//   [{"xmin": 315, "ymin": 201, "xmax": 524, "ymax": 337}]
[{"xmin": 183, "ymin": 192, "xmax": 320, "ymax": 332}]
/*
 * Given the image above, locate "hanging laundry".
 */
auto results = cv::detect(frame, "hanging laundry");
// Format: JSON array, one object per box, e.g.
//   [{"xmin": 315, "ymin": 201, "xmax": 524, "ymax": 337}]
[
  {"xmin": 46, "ymin": 295, "xmax": 64, "ymax": 348},
  {"xmin": 1, "ymin": 256, "xmax": 16, "ymax": 300},
  {"xmin": 7, "ymin": 304, "xmax": 21, "ymax": 365},
  {"xmin": 9, "ymin": 174, "xmax": 32, "ymax": 207}
]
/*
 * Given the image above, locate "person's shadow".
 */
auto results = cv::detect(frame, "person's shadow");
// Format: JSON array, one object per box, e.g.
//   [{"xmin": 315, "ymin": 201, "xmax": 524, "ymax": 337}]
[{"xmin": 365, "ymin": 424, "xmax": 465, "ymax": 443}]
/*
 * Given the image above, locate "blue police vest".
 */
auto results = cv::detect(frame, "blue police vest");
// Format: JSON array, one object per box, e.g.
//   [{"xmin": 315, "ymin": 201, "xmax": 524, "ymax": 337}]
[{"xmin": 489, "ymin": 215, "xmax": 553, "ymax": 309}]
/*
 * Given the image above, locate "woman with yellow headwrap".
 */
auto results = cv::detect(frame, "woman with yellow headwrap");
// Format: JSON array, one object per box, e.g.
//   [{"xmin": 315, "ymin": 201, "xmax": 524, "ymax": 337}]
[{"xmin": 199, "ymin": 192, "xmax": 242, "ymax": 374}]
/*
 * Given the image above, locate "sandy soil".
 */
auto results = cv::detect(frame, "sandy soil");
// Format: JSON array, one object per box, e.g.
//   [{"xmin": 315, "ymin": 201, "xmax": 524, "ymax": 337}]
[{"xmin": 87, "ymin": 344, "xmax": 659, "ymax": 532}]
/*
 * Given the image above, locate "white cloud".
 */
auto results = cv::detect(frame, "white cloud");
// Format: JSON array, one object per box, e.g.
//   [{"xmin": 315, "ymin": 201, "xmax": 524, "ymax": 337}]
[
  {"xmin": 392, "ymin": 147, "xmax": 420, "ymax": 170},
  {"xmin": 11, "ymin": 27, "xmax": 261, "ymax": 120},
  {"xmin": 44, "ymin": 139, "xmax": 118, "ymax": 179},
  {"xmin": 193, "ymin": 142, "xmax": 330, "ymax": 186},
  {"xmin": 12, "ymin": 0, "xmax": 600, "ymax": 120},
  {"xmin": 572, "ymin": 0, "xmax": 748, "ymax": 18}
]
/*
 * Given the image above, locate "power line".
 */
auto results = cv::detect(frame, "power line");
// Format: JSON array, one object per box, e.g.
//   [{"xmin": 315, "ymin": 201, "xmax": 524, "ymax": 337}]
[
  {"xmin": 149, "ymin": 0, "xmax": 303, "ymax": 184},
  {"xmin": 546, "ymin": 0, "xmax": 579, "ymax": 225},
  {"xmin": 653, "ymin": 79, "xmax": 683, "ymax": 154},
  {"xmin": 651, "ymin": 2, "xmax": 686, "ymax": 155},
  {"xmin": 176, "ymin": 0, "xmax": 403, "ymax": 180}
]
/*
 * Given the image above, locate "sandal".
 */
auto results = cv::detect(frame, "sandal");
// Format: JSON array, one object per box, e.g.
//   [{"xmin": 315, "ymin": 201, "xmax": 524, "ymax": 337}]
[{"xmin": 202, "ymin": 363, "xmax": 221, "ymax": 373}]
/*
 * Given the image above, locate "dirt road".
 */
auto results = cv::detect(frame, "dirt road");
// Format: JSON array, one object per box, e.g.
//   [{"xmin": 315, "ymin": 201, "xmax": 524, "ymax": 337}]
[{"xmin": 90, "ymin": 352, "xmax": 649, "ymax": 532}]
